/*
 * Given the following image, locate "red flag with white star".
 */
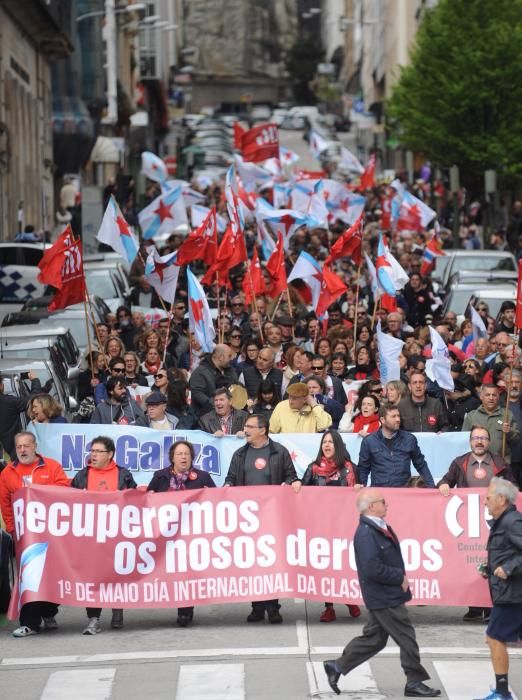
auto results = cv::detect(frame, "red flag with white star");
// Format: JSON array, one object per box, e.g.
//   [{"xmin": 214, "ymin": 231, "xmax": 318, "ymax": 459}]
[
  {"xmin": 316, "ymin": 264, "xmax": 347, "ymax": 317},
  {"xmin": 325, "ymin": 213, "xmax": 364, "ymax": 266},
  {"xmin": 176, "ymin": 207, "xmax": 218, "ymax": 266}
]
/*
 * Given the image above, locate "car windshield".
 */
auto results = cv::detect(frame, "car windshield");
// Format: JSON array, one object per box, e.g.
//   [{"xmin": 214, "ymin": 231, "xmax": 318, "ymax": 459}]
[
  {"xmin": 84, "ymin": 270, "xmax": 119, "ymax": 299},
  {"xmin": 451, "ymin": 255, "xmax": 516, "ymax": 274},
  {"xmin": 38, "ymin": 317, "xmax": 91, "ymax": 349}
]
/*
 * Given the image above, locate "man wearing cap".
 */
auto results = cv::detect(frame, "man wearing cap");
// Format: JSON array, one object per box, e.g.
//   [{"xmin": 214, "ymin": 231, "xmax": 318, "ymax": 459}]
[
  {"xmin": 199, "ymin": 387, "xmax": 247, "ymax": 437},
  {"xmin": 224, "ymin": 413, "xmax": 300, "ymax": 624},
  {"xmin": 276, "ymin": 315, "xmax": 295, "ymax": 345},
  {"xmin": 269, "ymin": 381, "xmax": 332, "ymax": 433},
  {"xmin": 144, "ymin": 392, "xmax": 178, "ymax": 430}
]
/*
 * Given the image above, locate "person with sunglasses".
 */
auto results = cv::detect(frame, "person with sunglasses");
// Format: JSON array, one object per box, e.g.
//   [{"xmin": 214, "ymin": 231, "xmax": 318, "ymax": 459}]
[
  {"xmin": 94, "ymin": 357, "xmax": 127, "ymax": 405},
  {"xmin": 323, "ymin": 488, "xmax": 440, "ymax": 697},
  {"xmin": 71, "ymin": 436, "xmax": 136, "ymax": 635},
  {"xmin": 437, "ymin": 425, "xmax": 516, "ymax": 623}
]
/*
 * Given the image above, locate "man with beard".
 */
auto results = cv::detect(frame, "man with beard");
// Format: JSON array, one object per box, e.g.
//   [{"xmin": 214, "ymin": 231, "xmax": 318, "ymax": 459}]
[{"xmin": 90, "ymin": 376, "xmax": 147, "ymax": 426}]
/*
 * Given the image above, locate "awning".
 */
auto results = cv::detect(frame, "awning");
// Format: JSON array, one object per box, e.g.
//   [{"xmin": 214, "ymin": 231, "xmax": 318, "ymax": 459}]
[
  {"xmin": 89, "ymin": 136, "xmax": 120, "ymax": 163},
  {"xmin": 52, "ymin": 95, "xmax": 94, "ymax": 137}
]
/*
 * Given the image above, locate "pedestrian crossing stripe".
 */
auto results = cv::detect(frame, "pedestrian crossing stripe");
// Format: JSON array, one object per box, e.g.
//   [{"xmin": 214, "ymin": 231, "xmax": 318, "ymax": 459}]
[{"xmin": 32, "ymin": 659, "xmax": 521, "ymax": 699}]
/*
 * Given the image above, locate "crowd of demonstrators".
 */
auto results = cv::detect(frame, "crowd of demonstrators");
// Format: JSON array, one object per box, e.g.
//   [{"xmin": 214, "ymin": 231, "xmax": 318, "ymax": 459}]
[{"xmin": 3, "ymin": 169, "xmax": 522, "ymax": 656}]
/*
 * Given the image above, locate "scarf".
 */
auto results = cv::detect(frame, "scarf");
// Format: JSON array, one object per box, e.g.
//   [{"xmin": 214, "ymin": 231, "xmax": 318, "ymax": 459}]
[
  {"xmin": 312, "ymin": 457, "xmax": 356, "ymax": 486},
  {"xmin": 169, "ymin": 470, "xmax": 188, "ymax": 491}
]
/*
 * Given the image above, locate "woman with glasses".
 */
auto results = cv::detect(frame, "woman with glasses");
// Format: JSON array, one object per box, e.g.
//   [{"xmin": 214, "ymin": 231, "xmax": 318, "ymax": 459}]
[
  {"xmin": 346, "ymin": 346, "xmax": 378, "ymax": 381},
  {"xmin": 140, "ymin": 347, "xmax": 165, "ymax": 386},
  {"xmin": 72, "ymin": 435, "xmax": 136, "ymax": 635},
  {"xmin": 226, "ymin": 329, "xmax": 243, "ymax": 369},
  {"xmin": 301, "ymin": 429, "xmax": 361, "ymax": 622},
  {"xmin": 123, "ymin": 352, "xmax": 148, "ymax": 387},
  {"xmin": 237, "ymin": 337, "xmax": 262, "ymax": 373},
  {"xmin": 147, "ymin": 440, "xmax": 216, "ymax": 627}
]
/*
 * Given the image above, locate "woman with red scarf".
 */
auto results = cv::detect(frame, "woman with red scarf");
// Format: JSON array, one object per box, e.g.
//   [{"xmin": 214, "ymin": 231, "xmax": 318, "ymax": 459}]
[{"xmin": 301, "ymin": 429, "xmax": 362, "ymax": 622}]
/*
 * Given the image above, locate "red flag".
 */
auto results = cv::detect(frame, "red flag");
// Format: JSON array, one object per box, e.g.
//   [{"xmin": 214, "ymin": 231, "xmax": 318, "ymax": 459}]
[
  {"xmin": 359, "ymin": 153, "xmax": 376, "ymax": 190},
  {"xmin": 265, "ymin": 233, "xmax": 287, "ymax": 299},
  {"xmin": 325, "ymin": 214, "xmax": 364, "ymax": 266},
  {"xmin": 516, "ymin": 259, "xmax": 522, "ymax": 328},
  {"xmin": 381, "ymin": 293, "xmax": 397, "ymax": 313},
  {"xmin": 201, "ymin": 224, "xmax": 248, "ymax": 286},
  {"xmin": 316, "ymin": 264, "xmax": 347, "ymax": 317},
  {"xmin": 176, "ymin": 207, "xmax": 217, "ymax": 266},
  {"xmin": 241, "ymin": 123, "xmax": 279, "ymax": 163},
  {"xmin": 242, "ymin": 248, "xmax": 266, "ymax": 304},
  {"xmin": 37, "ymin": 226, "xmax": 86, "ymax": 311},
  {"xmin": 381, "ymin": 193, "xmax": 392, "ymax": 230},
  {"xmin": 233, "ymin": 122, "xmax": 246, "ymax": 150},
  {"xmin": 295, "ymin": 169, "xmax": 327, "ymax": 180},
  {"xmin": 420, "ymin": 229, "xmax": 445, "ymax": 276}
]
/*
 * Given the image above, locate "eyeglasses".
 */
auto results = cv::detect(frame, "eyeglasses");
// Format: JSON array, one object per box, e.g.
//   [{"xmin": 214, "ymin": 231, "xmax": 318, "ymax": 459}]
[
  {"xmin": 231, "ymin": 303, "xmax": 243, "ymax": 307},
  {"xmin": 112, "ymin": 368, "xmax": 125, "ymax": 373},
  {"xmin": 477, "ymin": 307, "xmax": 488, "ymax": 311},
  {"xmin": 471, "ymin": 436, "xmax": 489, "ymax": 442},
  {"xmin": 497, "ymin": 343, "xmax": 508, "ymax": 348},
  {"xmin": 373, "ymin": 387, "xmax": 383, "ymax": 393},
  {"xmin": 230, "ymin": 334, "xmax": 241, "ymax": 339},
  {"xmin": 90, "ymin": 449, "xmax": 109, "ymax": 454},
  {"xmin": 312, "ymin": 366, "xmax": 324, "ymax": 371},
  {"xmin": 154, "ymin": 373, "xmax": 167, "ymax": 379}
]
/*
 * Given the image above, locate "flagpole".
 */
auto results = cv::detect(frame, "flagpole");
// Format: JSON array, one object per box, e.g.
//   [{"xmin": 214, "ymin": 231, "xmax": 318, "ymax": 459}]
[
  {"xmin": 351, "ymin": 262, "xmax": 362, "ymax": 360},
  {"xmin": 215, "ymin": 273, "xmax": 222, "ymax": 345},
  {"xmin": 270, "ymin": 291, "xmax": 285, "ymax": 322},
  {"xmin": 163, "ymin": 299, "xmax": 175, "ymax": 366},
  {"xmin": 371, "ymin": 296, "xmax": 380, "ymax": 331},
  {"xmin": 286, "ymin": 287, "xmax": 295, "ymax": 341},
  {"xmin": 246, "ymin": 260, "xmax": 264, "ymax": 345},
  {"xmin": 501, "ymin": 329, "xmax": 517, "ymax": 458}
]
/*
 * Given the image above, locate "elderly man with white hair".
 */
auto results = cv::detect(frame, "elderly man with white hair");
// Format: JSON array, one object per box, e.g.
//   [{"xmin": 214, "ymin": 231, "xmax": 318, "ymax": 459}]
[{"xmin": 476, "ymin": 477, "xmax": 522, "ymax": 700}]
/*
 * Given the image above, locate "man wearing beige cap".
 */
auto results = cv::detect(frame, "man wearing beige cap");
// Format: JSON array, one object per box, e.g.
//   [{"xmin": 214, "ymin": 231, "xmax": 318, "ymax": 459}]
[{"xmin": 269, "ymin": 382, "xmax": 332, "ymax": 433}]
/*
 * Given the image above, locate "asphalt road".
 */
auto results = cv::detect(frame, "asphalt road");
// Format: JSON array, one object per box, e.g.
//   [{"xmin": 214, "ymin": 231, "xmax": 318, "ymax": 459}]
[{"xmin": 1, "ymin": 601, "xmax": 520, "ymax": 699}]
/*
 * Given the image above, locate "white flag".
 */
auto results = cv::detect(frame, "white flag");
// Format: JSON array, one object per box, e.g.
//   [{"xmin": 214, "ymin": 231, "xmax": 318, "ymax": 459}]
[
  {"xmin": 340, "ymin": 146, "xmax": 364, "ymax": 174},
  {"xmin": 470, "ymin": 305, "xmax": 488, "ymax": 342},
  {"xmin": 426, "ymin": 326, "xmax": 454, "ymax": 391},
  {"xmin": 376, "ymin": 321, "xmax": 404, "ymax": 383}
]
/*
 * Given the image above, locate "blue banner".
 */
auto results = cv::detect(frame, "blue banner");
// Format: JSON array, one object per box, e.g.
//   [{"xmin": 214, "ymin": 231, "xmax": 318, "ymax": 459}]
[{"xmin": 29, "ymin": 424, "xmax": 471, "ymax": 487}]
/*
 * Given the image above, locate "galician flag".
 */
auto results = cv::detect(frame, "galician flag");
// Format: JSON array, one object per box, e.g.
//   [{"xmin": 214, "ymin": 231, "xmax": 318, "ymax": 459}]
[
  {"xmin": 96, "ymin": 196, "xmax": 139, "ymax": 263},
  {"xmin": 141, "ymin": 151, "xmax": 168, "ymax": 186},
  {"xmin": 288, "ymin": 251, "xmax": 323, "ymax": 309},
  {"xmin": 144, "ymin": 249, "xmax": 180, "ymax": 305},
  {"xmin": 138, "ymin": 186, "xmax": 188, "ymax": 240},
  {"xmin": 376, "ymin": 321, "xmax": 404, "ymax": 382},
  {"xmin": 187, "ymin": 267, "xmax": 215, "ymax": 353}
]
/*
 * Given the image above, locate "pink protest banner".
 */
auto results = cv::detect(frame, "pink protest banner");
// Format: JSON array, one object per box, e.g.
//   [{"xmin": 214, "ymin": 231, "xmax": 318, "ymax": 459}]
[{"xmin": 9, "ymin": 484, "xmax": 495, "ymax": 617}]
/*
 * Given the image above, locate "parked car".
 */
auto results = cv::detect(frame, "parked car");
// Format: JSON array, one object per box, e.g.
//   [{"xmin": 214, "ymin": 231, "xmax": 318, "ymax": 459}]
[
  {"xmin": 0, "ymin": 242, "xmax": 51, "ymax": 323},
  {"xmin": 0, "ymin": 337, "xmax": 80, "ymax": 398},
  {"xmin": 0, "ymin": 325, "xmax": 80, "ymax": 370},
  {"xmin": 433, "ymin": 251, "xmax": 517, "ymax": 292},
  {"xmin": 442, "ymin": 284, "xmax": 517, "ymax": 322},
  {"xmin": 0, "ymin": 357, "xmax": 75, "ymax": 422}
]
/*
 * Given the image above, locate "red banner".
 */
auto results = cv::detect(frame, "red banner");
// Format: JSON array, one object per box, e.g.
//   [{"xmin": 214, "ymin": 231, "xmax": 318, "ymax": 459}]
[
  {"xmin": 241, "ymin": 123, "xmax": 279, "ymax": 163},
  {"xmin": 516, "ymin": 258, "xmax": 522, "ymax": 328},
  {"xmin": 9, "ymin": 485, "xmax": 496, "ymax": 617}
]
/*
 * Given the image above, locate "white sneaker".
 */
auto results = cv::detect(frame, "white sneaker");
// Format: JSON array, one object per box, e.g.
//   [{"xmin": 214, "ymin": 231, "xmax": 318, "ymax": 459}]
[
  {"xmin": 43, "ymin": 616, "xmax": 58, "ymax": 630},
  {"xmin": 12, "ymin": 626, "xmax": 39, "ymax": 638},
  {"xmin": 82, "ymin": 618, "xmax": 101, "ymax": 635}
]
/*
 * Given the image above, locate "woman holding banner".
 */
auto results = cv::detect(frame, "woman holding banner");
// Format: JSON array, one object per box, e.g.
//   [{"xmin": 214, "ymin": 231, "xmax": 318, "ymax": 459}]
[
  {"xmin": 147, "ymin": 440, "xmax": 216, "ymax": 627},
  {"xmin": 301, "ymin": 429, "xmax": 362, "ymax": 622}
]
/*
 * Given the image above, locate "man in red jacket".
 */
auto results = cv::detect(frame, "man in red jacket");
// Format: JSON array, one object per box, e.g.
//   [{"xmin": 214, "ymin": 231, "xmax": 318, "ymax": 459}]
[{"xmin": 0, "ymin": 431, "xmax": 69, "ymax": 637}]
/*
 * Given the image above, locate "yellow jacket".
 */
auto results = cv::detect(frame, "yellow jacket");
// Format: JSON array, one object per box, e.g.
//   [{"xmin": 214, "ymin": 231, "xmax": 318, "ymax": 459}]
[{"xmin": 269, "ymin": 400, "xmax": 332, "ymax": 434}]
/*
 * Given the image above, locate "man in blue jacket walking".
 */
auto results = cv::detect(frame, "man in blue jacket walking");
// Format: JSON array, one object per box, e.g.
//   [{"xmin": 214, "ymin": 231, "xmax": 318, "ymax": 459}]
[
  {"xmin": 357, "ymin": 404, "xmax": 436, "ymax": 487},
  {"xmin": 323, "ymin": 489, "xmax": 440, "ymax": 697}
]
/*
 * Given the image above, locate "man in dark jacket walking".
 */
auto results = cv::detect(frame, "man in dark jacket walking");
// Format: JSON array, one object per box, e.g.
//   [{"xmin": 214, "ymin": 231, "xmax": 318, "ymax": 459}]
[
  {"xmin": 189, "ymin": 344, "xmax": 238, "ymax": 417},
  {"xmin": 224, "ymin": 413, "xmax": 301, "ymax": 624},
  {"xmin": 323, "ymin": 489, "xmax": 440, "ymax": 697},
  {"xmin": 476, "ymin": 477, "xmax": 522, "ymax": 700},
  {"xmin": 357, "ymin": 404, "xmax": 436, "ymax": 487}
]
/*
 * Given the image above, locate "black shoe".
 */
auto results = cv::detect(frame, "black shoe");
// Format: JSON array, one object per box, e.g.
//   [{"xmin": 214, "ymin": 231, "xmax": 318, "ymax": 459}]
[
  {"xmin": 323, "ymin": 660, "xmax": 341, "ymax": 695},
  {"xmin": 405, "ymin": 681, "xmax": 441, "ymax": 697},
  {"xmin": 246, "ymin": 609, "xmax": 265, "ymax": 623},
  {"xmin": 463, "ymin": 608, "xmax": 485, "ymax": 622},
  {"xmin": 267, "ymin": 608, "xmax": 283, "ymax": 624},
  {"xmin": 177, "ymin": 610, "xmax": 194, "ymax": 627}
]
